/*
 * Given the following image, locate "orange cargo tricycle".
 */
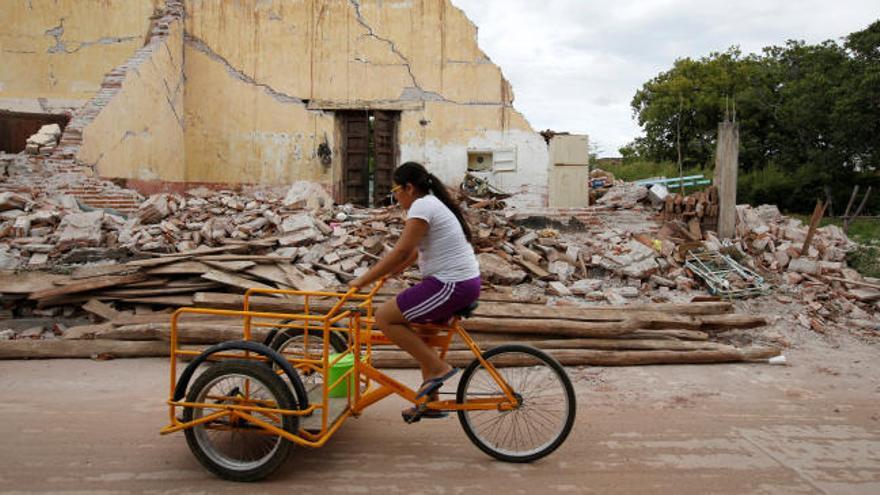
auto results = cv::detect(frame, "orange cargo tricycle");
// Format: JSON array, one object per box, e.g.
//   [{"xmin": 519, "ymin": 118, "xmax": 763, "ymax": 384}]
[{"xmin": 160, "ymin": 278, "xmax": 576, "ymax": 481}]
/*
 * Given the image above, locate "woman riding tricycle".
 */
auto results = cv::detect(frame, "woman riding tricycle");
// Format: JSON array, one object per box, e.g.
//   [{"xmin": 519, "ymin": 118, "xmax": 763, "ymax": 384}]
[{"xmin": 161, "ymin": 162, "xmax": 576, "ymax": 481}]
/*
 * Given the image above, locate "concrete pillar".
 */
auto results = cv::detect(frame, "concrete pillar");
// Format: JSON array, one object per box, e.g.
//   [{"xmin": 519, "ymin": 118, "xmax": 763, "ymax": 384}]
[{"xmin": 714, "ymin": 120, "xmax": 739, "ymax": 239}]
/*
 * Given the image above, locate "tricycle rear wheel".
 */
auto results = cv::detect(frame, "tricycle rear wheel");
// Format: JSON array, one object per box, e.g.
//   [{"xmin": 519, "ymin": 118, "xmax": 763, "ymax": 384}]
[{"xmin": 183, "ymin": 359, "xmax": 298, "ymax": 481}]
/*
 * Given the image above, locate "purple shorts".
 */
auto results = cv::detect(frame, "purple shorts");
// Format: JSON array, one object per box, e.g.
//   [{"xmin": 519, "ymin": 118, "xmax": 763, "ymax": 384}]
[{"xmin": 396, "ymin": 276, "xmax": 481, "ymax": 324}]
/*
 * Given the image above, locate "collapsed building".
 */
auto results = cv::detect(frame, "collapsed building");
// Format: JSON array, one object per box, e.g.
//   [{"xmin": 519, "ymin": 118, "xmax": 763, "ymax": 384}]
[{"xmin": 0, "ymin": 0, "xmax": 593, "ymax": 209}]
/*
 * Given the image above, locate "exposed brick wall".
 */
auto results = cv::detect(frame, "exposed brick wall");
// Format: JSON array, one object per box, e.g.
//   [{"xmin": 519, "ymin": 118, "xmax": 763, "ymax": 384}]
[{"xmin": 0, "ymin": 1, "xmax": 185, "ymax": 214}]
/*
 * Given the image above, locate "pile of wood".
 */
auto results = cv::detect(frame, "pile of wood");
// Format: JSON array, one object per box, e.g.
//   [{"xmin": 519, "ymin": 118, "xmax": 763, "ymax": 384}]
[
  {"xmin": 0, "ymin": 287, "xmax": 780, "ymax": 366},
  {"xmin": 661, "ymin": 186, "xmax": 719, "ymax": 238}
]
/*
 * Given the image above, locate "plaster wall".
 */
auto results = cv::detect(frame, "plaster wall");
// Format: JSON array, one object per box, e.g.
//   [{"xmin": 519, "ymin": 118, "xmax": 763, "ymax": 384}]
[
  {"xmin": 183, "ymin": 42, "xmax": 333, "ymax": 184},
  {"xmin": 0, "ymin": 0, "xmax": 158, "ymax": 107},
  {"xmin": 182, "ymin": 0, "xmax": 548, "ymax": 205},
  {"xmin": 77, "ymin": 17, "xmax": 185, "ymax": 181}
]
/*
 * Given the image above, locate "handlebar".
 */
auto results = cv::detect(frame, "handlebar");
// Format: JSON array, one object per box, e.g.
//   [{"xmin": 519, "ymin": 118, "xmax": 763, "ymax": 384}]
[{"xmin": 326, "ymin": 276, "xmax": 388, "ymax": 318}]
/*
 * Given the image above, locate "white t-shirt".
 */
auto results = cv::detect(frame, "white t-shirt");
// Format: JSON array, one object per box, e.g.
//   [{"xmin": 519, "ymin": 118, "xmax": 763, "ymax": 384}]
[{"xmin": 406, "ymin": 195, "xmax": 481, "ymax": 282}]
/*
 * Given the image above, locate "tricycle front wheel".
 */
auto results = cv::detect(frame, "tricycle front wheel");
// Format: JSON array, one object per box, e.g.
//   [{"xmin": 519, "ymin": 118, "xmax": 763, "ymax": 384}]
[
  {"xmin": 456, "ymin": 344, "xmax": 576, "ymax": 463},
  {"xmin": 183, "ymin": 359, "xmax": 298, "ymax": 482}
]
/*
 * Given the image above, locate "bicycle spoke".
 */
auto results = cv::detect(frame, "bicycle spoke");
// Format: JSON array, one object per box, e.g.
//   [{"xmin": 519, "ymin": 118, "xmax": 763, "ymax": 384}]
[{"xmin": 459, "ymin": 348, "xmax": 573, "ymax": 460}]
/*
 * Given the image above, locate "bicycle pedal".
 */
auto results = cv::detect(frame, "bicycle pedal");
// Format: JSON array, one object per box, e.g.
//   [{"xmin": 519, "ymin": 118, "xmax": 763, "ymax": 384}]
[{"xmin": 402, "ymin": 405, "xmax": 427, "ymax": 424}]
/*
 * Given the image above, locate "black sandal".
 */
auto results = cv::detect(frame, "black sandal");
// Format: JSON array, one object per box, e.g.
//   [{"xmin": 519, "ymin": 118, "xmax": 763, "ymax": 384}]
[{"xmin": 402, "ymin": 392, "xmax": 448, "ymax": 423}]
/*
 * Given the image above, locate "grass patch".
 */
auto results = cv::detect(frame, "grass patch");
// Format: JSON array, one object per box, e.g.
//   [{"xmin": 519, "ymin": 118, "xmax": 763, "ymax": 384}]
[
  {"xmin": 846, "ymin": 245, "xmax": 880, "ymax": 278},
  {"xmin": 789, "ymin": 215, "xmax": 880, "ymax": 278}
]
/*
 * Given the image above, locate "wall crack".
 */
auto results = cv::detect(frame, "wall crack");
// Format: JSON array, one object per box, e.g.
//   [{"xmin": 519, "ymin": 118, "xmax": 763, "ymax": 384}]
[
  {"xmin": 185, "ymin": 34, "xmax": 304, "ymax": 105},
  {"xmin": 348, "ymin": 0, "xmax": 420, "ymax": 89},
  {"xmin": 45, "ymin": 18, "xmax": 138, "ymax": 54}
]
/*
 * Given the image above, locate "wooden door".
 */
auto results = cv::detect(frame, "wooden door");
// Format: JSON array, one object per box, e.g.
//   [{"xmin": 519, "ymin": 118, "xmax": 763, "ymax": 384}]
[
  {"xmin": 342, "ymin": 111, "xmax": 370, "ymax": 206},
  {"xmin": 372, "ymin": 111, "xmax": 397, "ymax": 206}
]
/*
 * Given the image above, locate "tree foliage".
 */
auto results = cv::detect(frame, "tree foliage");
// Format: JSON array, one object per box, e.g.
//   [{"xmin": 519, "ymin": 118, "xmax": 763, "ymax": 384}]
[{"xmin": 624, "ymin": 21, "xmax": 880, "ymax": 211}]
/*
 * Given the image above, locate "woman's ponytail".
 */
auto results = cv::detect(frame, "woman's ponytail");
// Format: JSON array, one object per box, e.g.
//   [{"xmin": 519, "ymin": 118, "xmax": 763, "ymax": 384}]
[{"xmin": 426, "ymin": 172, "xmax": 472, "ymax": 242}]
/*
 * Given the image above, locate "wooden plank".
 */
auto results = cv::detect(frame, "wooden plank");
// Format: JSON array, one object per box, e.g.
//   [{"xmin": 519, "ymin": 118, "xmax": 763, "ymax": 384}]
[
  {"xmin": 146, "ymin": 261, "xmax": 211, "ymax": 275},
  {"xmin": 463, "ymin": 317, "xmax": 692, "ymax": 336},
  {"xmin": 246, "ymin": 264, "xmax": 296, "ymax": 288},
  {"xmin": 687, "ymin": 216, "xmax": 702, "ymax": 240},
  {"xmin": 61, "ymin": 323, "xmax": 114, "ymax": 340},
  {"xmin": 126, "ymin": 256, "xmax": 193, "ymax": 268},
  {"xmin": 116, "ymin": 278, "xmax": 170, "ymax": 289},
  {"xmin": 195, "ymin": 254, "xmax": 293, "ymax": 262},
  {"xmin": 29, "ymin": 274, "xmax": 148, "ymax": 301},
  {"xmin": 71, "ymin": 264, "xmax": 139, "ymax": 279},
  {"xmin": 117, "ymin": 295, "xmax": 194, "ymax": 306},
  {"xmin": 471, "ymin": 301, "xmax": 731, "ymax": 321},
  {"xmin": 202, "ymin": 260, "xmax": 257, "ymax": 272},
  {"xmin": 193, "ymin": 292, "xmax": 337, "ymax": 313},
  {"xmin": 152, "ymin": 245, "xmax": 247, "ymax": 258},
  {"xmin": 0, "ymin": 340, "xmax": 168, "ymax": 359},
  {"xmin": 99, "ymin": 284, "xmax": 221, "ymax": 298},
  {"xmin": 698, "ymin": 314, "xmax": 768, "ymax": 330},
  {"xmin": 513, "ymin": 257, "xmax": 550, "ymax": 278},
  {"xmin": 370, "ymin": 346, "xmax": 780, "ymax": 368},
  {"xmin": 109, "ymin": 312, "xmax": 218, "ymax": 326},
  {"xmin": 278, "ymin": 264, "xmax": 327, "ymax": 292},
  {"xmin": 313, "ymin": 262, "xmax": 355, "ymax": 281},
  {"xmin": 81, "ymin": 299, "xmax": 121, "ymax": 321},
  {"xmin": 0, "ymin": 271, "xmax": 69, "ymax": 294},
  {"xmin": 200, "ymin": 270, "xmax": 276, "ymax": 292},
  {"xmin": 95, "ymin": 322, "xmax": 272, "ymax": 344},
  {"xmin": 801, "ymin": 199, "xmax": 826, "ymax": 254}
]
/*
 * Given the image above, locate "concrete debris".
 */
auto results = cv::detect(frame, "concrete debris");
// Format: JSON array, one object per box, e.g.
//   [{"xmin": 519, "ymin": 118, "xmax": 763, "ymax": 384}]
[
  {"xmin": 0, "ymin": 192, "xmax": 29, "ymax": 211},
  {"xmin": 0, "ymin": 175, "xmax": 875, "ymax": 349},
  {"xmin": 57, "ymin": 211, "xmax": 104, "ymax": 250},
  {"xmin": 477, "ymin": 253, "xmax": 527, "ymax": 285},
  {"xmin": 596, "ymin": 182, "xmax": 648, "ymax": 209},
  {"xmin": 283, "ymin": 181, "xmax": 333, "ymax": 211},
  {"xmin": 25, "ymin": 124, "xmax": 62, "ymax": 155}
]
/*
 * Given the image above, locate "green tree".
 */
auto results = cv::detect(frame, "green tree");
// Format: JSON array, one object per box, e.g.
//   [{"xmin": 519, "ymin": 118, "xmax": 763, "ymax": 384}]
[{"xmin": 628, "ymin": 21, "xmax": 880, "ymax": 211}]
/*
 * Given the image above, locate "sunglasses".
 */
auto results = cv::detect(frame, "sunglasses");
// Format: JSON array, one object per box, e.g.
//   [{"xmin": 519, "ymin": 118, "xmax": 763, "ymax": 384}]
[{"xmin": 390, "ymin": 184, "xmax": 402, "ymax": 193}]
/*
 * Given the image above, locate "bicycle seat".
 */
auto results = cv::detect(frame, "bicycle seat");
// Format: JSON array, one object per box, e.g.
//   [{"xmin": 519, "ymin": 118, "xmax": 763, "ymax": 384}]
[{"xmin": 453, "ymin": 302, "xmax": 479, "ymax": 319}]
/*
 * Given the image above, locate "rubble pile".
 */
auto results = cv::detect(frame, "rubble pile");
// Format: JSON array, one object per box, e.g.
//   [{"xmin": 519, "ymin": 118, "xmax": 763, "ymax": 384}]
[{"xmin": 0, "ymin": 177, "xmax": 877, "ymax": 360}]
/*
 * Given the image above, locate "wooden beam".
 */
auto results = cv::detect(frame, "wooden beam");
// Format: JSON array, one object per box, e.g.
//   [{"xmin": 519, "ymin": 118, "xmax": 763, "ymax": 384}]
[
  {"xmin": 0, "ymin": 340, "xmax": 168, "ymax": 359},
  {"xmin": 29, "ymin": 273, "xmax": 148, "ymax": 301},
  {"xmin": 801, "ymin": 199, "xmax": 826, "ymax": 254}
]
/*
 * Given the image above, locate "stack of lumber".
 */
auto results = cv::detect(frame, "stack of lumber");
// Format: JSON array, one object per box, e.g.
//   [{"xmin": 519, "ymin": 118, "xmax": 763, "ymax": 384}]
[
  {"xmin": 0, "ymin": 290, "xmax": 780, "ymax": 365},
  {"xmin": 369, "ymin": 299, "xmax": 778, "ymax": 367}
]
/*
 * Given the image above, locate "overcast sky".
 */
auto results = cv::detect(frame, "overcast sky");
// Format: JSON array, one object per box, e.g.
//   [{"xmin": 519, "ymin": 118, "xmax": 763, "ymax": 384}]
[{"xmin": 451, "ymin": 0, "xmax": 878, "ymax": 157}]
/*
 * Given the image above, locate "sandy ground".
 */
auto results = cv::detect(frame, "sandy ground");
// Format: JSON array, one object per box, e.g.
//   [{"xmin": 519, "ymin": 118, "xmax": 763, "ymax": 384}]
[{"xmin": 1, "ymin": 323, "xmax": 879, "ymax": 495}]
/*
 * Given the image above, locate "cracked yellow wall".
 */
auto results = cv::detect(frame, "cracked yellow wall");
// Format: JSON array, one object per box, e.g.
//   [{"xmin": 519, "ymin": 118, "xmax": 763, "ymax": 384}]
[
  {"xmin": 183, "ymin": 43, "xmax": 334, "ymax": 184},
  {"xmin": 183, "ymin": 0, "xmax": 546, "ymax": 202},
  {"xmin": 78, "ymin": 19, "xmax": 185, "ymax": 182},
  {"xmin": 0, "ymin": 0, "xmax": 158, "ymax": 103}
]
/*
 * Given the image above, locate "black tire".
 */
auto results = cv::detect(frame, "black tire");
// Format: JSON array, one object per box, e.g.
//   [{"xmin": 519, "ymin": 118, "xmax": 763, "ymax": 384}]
[
  {"xmin": 183, "ymin": 359, "xmax": 298, "ymax": 482},
  {"xmin": 456, "ymin": 344, "xmax": 576, "ymax": 463},
  {"xmin": 270, "ymin": 326, "xmax": 348, "ymax": 357}
]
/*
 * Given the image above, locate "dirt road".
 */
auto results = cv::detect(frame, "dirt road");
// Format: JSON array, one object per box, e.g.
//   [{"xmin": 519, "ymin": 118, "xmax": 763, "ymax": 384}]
[{"xmin": 1, "ymin": 337, "xmax": 879, "ymax": 494}]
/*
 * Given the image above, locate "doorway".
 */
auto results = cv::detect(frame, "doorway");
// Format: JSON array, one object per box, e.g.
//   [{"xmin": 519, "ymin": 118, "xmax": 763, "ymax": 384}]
[
  {"xmin": 0, "ymin": 111, "xmax": 69, "ymax": 153},
  {"xmin": 339, "ymin": 110, "xmax": 399, "ymax": 207}
]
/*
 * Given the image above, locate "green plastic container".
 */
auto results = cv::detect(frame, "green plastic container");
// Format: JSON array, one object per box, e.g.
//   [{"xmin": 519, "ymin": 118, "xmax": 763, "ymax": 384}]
[{"xmin": 327, "ymin": 353, "xmax": 357, "ymax": 398}]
